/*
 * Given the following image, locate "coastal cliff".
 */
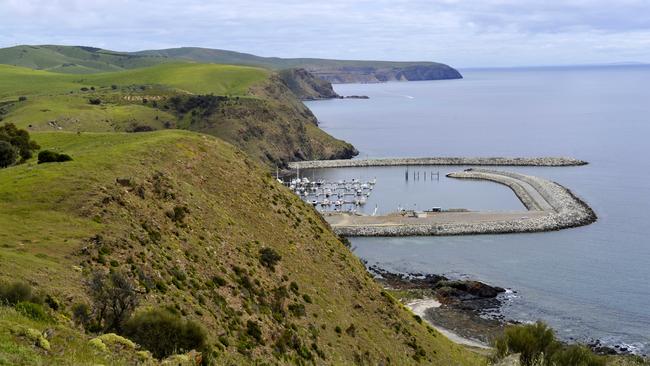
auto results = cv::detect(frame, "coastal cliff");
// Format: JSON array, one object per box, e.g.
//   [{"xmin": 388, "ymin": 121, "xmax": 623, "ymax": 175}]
[
  {"xmin": 278, "ymin": 68, "xmax": 341, "ymax": 100},
  {"xmin": 308, "ymin": 63, "xmax": 463, "ymax": 84}
]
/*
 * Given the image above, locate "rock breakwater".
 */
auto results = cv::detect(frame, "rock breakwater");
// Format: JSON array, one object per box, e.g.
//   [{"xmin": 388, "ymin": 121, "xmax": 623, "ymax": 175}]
[
  {"xmin": 328, "ymin": 169, "xmax": 596, "ymax": 236},
  {"xmin": 289, "ymin": 157, "xmax": 587, "ymax": 169}
]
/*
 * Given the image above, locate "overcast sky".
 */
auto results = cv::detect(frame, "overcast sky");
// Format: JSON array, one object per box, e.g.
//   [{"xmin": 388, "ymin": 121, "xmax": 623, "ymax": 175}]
[{"xmin": 2, "ymin": 0, "xmax": 650, "ymax": 68}]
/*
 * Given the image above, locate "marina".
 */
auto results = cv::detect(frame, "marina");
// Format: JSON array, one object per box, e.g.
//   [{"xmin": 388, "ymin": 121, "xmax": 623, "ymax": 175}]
[{"xmin": 281, "ymin": 175, "xmax": 377, "ymax": 212}]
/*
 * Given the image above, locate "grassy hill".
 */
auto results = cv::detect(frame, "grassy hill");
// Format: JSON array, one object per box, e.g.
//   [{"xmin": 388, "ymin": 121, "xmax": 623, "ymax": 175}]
[
  {"xmin": 0, "ymin": 62, "xmax": 269, "ymax": 100},
  {"xmin": 0, "ymin": 130, "xmax": 483, "ymax": 365},
  {"xmin": 0, "ymin": 63, "xmax": 356, "ymax": 167},
  {"xmin": 0, "ymin": 45, "xmax": 168, "ymax": 74},
  {"xmin": 0, "ymin": 45, "xmax": 462, "ymax": 83}
]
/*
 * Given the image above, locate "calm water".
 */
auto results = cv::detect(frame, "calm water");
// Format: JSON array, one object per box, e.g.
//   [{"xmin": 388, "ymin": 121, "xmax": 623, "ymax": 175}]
[{"xmin": 305, "ymin": 66, "xmax": 650, "ymax": 353}]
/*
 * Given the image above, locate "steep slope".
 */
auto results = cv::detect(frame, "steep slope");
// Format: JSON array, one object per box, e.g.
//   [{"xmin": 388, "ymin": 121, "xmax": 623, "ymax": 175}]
[
  {"xmin": 0, "ymin": 64, "xmax": 356, "ymax": 167},
  {"xmin": 0, "ymin": 131, "xmax": 483, "ymax": 365},
  {"xmin": 278, "ymin": 68, "xmax": 340, "ymax": 100},
  {"xmin": 0, "ymin": 45, "xmax": 463, "ymax": 83}
]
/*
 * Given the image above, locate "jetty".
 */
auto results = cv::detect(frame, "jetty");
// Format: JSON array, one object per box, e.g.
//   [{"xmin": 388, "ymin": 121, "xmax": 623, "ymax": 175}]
[
  {"xmin": 288, "ymin": 156, "xmax": 588, "ymax": 170},
  {"xmin": 324, "ymin": 168, "xmax": 596, "ymax": 236}
]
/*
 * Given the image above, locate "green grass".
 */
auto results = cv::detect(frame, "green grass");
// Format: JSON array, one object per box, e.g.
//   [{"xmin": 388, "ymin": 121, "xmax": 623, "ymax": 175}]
[
  {"xmin": 4, "ymin": 95, "xmax": 176, "ymax": 132},
  {"xmin": 1, "ymin": 44, "xmax": 454, "ymax": 75},
  {"xmin": 0, "ymin": 131, "xmax": 483, "ymax": 365},
  {"xmin": 0, "ymin": 45, "xmax": 169, "ymax": 74},
  {"xmin": 0, "ymin": 62, "xmax": 269, "ymax": 101}
]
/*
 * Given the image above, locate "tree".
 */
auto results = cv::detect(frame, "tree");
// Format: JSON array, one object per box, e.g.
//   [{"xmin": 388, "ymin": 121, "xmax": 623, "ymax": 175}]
[
  {"xmin": 87, "ymin": 271, "xmax": 139, "ymax": 332},
  {"xmin": 0, "ymin": 141, "xmax": 17, "ymax": 168},
  {"xmin": 0, "ymin": 123, "xmax": 40, "ymax": 163}
]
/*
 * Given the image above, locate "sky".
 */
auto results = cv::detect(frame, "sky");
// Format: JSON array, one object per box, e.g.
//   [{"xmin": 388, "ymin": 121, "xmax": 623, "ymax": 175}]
[{"xmin": 1, "ymin": 0, "xmax": 650, "ymax": 68}]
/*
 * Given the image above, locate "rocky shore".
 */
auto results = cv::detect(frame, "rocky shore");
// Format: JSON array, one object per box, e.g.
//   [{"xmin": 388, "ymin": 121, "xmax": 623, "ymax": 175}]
[
  {"xmin": 370, "ymin": 266, "xmax": 510, "ymax": 346},
  {"xmin": 327, "ymin": 169, "xmax": 597, "ymax": 236},
  {"xmin": 289, "ymin": 156, "xmax": 588, "ymax": 169},
  {"xmin": 371, "ymin": 266, "xmax": 640, "ymax": 357}
]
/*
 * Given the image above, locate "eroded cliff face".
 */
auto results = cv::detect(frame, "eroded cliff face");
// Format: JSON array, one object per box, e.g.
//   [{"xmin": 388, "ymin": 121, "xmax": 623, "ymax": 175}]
[
  {"xmin": 309, "ymin": 64, "xmax": 463, "ymax": 83},
  {"xmin": 278, "ymin": 68, "xmax": 340, "ymax": 100},
  {"xmin": 177, "ymin": 74, "xmax": 357, "ymax": 168}
]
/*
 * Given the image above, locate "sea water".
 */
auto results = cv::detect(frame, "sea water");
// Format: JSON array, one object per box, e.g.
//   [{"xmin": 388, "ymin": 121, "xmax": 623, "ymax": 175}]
[{"xmin": 305, "ymin": 65, "xmax": 650, "ymax": 353}]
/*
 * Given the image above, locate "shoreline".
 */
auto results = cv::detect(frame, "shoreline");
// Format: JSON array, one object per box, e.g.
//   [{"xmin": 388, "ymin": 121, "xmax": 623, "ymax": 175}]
[
  {"xmin": 372, "ymin": 266, "xmax": 646, "ymax": 358},
  {"xmin": 405, "ymin": 298, "xmax": 491, "ymax": 349}
]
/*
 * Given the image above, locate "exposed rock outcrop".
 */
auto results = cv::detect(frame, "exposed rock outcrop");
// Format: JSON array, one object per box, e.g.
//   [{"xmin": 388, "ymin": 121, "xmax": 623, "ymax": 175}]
[{"xmin": 278, "ymin": 68, "xmax": 341, "ymax": 100}]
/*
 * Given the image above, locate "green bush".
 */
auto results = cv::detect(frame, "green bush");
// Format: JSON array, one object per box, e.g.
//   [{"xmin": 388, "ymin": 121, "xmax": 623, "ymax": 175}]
[
  {"xmin": 493, "ymin": 322, "xmax": 605, "ymax": 366},
  {"xmin": 495, "ymin": 322, "xmax": 559, "ymax": 365},
  {"xmin": 259, "ymin": 247, "xmax": 281, "ymax": 269},
  {"xmin": 0, "ymin": 140, "xmax": 17, "ymax": 168},
  {"xmin": 550, "ymin": 345, "xmax": 606, "ymax": 366},
  {"xmin": 88, "ymin": 98, "xmax": 101, "ymax": 105},
  {"xmin": 288, "ymin": 303, "xmax": 305, "ymax": 317},
  {"xmin": 72, "ymin": 303, "xmax": 91, "ymax": 327},
  {"xmin": 212, "ymin": 275, "xmax": 227, "ymax": 287},
  {"xmin": 123, "ymin": 308, "xmax": 206, "ymax": 359},
  {"xmin": 38, "ymin": 150, "xmax": 73, "ymax": 164},
  {"xmin": 0, "ymin": 281, "xmax": 40, "ymax": 305},
  {"xmin": 15, "ymin": 301, "xmax": 50, "ymax": 321},
  {"xmin": 246, "ymin": 320, "xmax": 263, "ymax": 343}
]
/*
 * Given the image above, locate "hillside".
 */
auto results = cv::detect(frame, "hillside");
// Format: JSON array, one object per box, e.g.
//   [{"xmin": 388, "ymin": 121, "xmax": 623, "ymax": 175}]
[
  {"xmin": 0, "ymin": 45, "xmax": 169, "ymax": 74},
  {"xmin": 0, "ymin": 45, "xmax": 463, "ymax": 83},
  {"xmin": 0, "ymin": 63, "xmax": 356, "ymax": 167},
  {"xmin": 0, "ymin": 130, "xmax": 483, "ymax": 365}
]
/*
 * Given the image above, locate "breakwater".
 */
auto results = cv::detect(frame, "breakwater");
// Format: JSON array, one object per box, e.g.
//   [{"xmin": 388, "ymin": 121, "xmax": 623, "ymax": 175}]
[
  {"xmin": 289, "ymin": 157, "xmax": 587, "ymax": 169},
  {"xmin": 327, "ymin": 169, "xmax": 596, "ymax": 236}
]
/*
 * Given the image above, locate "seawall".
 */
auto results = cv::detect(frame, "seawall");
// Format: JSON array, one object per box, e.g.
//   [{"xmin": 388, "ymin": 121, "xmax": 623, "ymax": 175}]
[
  {"xmin": 289, "ymin": 157, "xmax": 588, "ymax": 169},
  {"xmin": 327, "ymin": 169, "xmax": 596, "ymax": 237}
]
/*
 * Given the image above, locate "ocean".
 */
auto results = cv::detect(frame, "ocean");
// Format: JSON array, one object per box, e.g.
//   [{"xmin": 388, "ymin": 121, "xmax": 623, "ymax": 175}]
[{"xmin": 304, "ymin": 65, "xmax": 650, "ymax": 354}]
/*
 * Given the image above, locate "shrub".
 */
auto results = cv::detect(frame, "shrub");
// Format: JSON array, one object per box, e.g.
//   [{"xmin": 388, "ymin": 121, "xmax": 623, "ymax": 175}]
[
  {"xmin": 18, "ymin": 96, "xmax": 27, "ymax": 102},
  {"xmin": 167, "ymin": 205, "xmax": 189, "ymax": 223},
  {"xmin": 289, "ymin": 281, "xmax": 299, "ymax": 294},
  {"xmin": 128, "ymin": 124, "xmax": 154, "ymax": 133},
  {"xmin": 550, "ymin": 345, "xmax": 605, "ymax": 366},
  {"xmin": 15, "ymin": 301, "xmax": 50, "ymax": 321},
  {"xmin": 0, "ymin": 140, "xmax": 17, "ymax": 168},
  {"xmin": 72, "ymin": 303, "xmax": 91, "ymax": 327},
  {"xmin": 111, "ymin": 85, "xmax": 118, "ymax": 90},
  {"xmin": 492, "ymin": 321, "xmax": 603, "ymax": 366},
  {"xmin": 288, "ymin": 303, "xmax": 305, "ymax": 317},
  {"xmin": 259, "ymin": 247, "xmax": 281, "ymax": 269},
  {"xmin": 246, "ymin": 320, "xmax": 263, "ymax": 343},
  {"xmin": 0, "ymin": 281, "xmax": 40, "ymax": 305},
  {"xmin": 89, "ymin": 98, "xmax": 101, "ymax": 105},
  {"xmin": 494, "ymin": 322, "xmax": 559, "ymax": 365},
  {"xmin": 212, "ymin": 275, "xmax": 227, "ymax": 287},
  {"xmin": 38, "ymin": 150, "xmax": 72, "ymax": 164},
  {"xmin": 123, "ymin": 308, "xmax": 206, "ymax": 359}
]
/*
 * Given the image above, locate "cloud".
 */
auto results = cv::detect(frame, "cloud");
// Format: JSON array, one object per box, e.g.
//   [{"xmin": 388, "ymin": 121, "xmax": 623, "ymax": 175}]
[{"xmin": 1, "ymin": 0, "xmax": 650, "ymax": 66}]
